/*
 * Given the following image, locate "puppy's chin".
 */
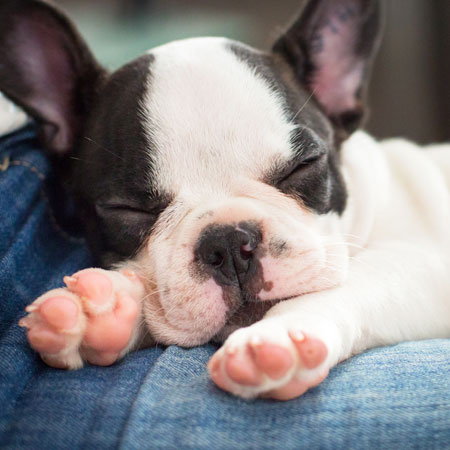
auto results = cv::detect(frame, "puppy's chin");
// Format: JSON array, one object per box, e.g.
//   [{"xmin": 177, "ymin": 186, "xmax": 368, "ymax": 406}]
[
  {"xmin": 140, "ymin": 259, "xmax": 346, "ymax": 347},
  {"xmin": 211, "ymin": 299, "xmax": 282, "ymax": 343},
  {"xmin": 141, "ymin": 278, "xmax": 230, "ymax": 347},
  {"xmin": 140, "ymin": 281, "xmax": 277, "ymax": 347}
]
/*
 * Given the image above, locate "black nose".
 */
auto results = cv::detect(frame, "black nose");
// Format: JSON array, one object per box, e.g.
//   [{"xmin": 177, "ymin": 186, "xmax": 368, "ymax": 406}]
[{"xmin": 195, "ymin": 222, "xmax": 262, "ymax": 287}]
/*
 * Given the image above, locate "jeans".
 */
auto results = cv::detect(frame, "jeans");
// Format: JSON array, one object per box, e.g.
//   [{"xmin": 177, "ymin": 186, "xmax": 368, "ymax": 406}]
[{"xmin": 0, "ymin": 126, "xmax": 449, "ymax": 449}]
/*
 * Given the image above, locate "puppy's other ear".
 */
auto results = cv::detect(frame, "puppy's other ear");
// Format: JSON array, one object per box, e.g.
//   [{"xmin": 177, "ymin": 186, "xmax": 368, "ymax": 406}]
[
  {"xmin": 273, "ymin": 0, "xmax": 382, "ymax": 135},
  {"xmin": 0, "ymin": 0, "xmax": 105, "ymax": 154}
]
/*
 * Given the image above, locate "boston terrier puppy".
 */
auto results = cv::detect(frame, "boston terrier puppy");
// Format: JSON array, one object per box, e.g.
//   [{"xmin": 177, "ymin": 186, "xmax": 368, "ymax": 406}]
[{"xmin": 2, "ymin": 0, "xmax": 449, "ymax": 400}]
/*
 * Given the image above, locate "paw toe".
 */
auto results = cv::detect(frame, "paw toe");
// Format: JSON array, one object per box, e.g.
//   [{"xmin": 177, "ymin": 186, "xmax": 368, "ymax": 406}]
[
  {"xmin": 263, "ymin": 377, "xmax": 310, "ymax": 401},
  {"xmin": 250, "ymin": 342, "xmax": 293, "ymax": 380},
  {"xmin": 27, "ymin": 326, "xmax": 66, "ymax": 353},
  {"xmin": 224, "ymin": 347, "xmax": 262, "ymax": 386},
  {"xmin": 82, "ymin": 348, "xmax": 120, "ymax": 366},
  {"xmin": 68, "ymin": 270, "xmax": 113, "ymax": 308},
  {"xmin": 39, "ymin": 296, "xmax": 79, "ymax": 330},
  {"xmin": 208, "ymin": 355, "xmax": 230, "ymax": 391},
  {"xmin": 84, "ymin": 313, "xmax": 133, "ymax": 353},
  {"xmin": 114, "ymin": 291, "xmax": 139, "ymax": 324},
  {"xmin": 41, "ymin": 352, "xmax": 83, "ymax": 370},
  {"xmin": 290, "ymin": 331, "xmax": 328, "ymax": 369}
]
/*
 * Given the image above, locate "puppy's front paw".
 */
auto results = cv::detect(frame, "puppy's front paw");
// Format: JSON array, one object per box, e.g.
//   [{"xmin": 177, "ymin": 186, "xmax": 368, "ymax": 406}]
[
  {"xmin": 19, "ymin": 268, "xmax": 144, "ymax": 369},
  {"xmin": 208, "ymin": 322, "xmax": 330, "ymax": 400}
]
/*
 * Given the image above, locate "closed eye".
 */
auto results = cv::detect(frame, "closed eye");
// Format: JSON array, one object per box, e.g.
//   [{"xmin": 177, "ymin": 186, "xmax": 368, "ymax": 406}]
[
  {"xmin": 277, "ymin": 153, "xmax": 325, "ymax": 184},
  {"xmin": 98, "ymin": 204, "xmax": 156, "ymax": 214},
  {"xmin": 95, "ymin": 202, "xmax": 163, "ymax": 223}
]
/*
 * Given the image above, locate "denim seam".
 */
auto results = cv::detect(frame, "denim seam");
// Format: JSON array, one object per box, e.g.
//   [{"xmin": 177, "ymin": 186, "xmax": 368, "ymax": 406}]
[{"xmin": 10, "ymin": 159, "xmax": 85, "ymax": 245}]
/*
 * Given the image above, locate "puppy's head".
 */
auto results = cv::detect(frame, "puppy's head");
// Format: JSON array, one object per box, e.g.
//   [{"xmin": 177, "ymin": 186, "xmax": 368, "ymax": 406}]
[{"xmin": 0, "ymin": 0, "xmax": 381, "ymax": 345}]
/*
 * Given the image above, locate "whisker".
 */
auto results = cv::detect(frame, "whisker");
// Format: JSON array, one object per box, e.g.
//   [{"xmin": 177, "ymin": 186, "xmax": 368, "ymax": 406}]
[
  {"xmin": 83, "ymin": 136, "xmax": 126, "ymax": 162},
  {"xmin": 291, "ymin": 89, "xmax": 317, "ymax": 122},
  {"xmin": 325, "ymin": 241, "xmax": 366, "ymax": 251},
  {"xmin": 325, "ymin": 254, "xmax": 380, "ymax": 272},
  {"xmin": 141, "ymin": 288, "xmax": 166, "ymax": 301},
  {"xmin": 69, "ymin": 156, "xmax": 87, "ymax": 162}
]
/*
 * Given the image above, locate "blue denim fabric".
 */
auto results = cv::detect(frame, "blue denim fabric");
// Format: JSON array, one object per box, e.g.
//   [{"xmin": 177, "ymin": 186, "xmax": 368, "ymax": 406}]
[{"xmin": 0, "ymin": 127, "xmax": 449, "ymax": 450}]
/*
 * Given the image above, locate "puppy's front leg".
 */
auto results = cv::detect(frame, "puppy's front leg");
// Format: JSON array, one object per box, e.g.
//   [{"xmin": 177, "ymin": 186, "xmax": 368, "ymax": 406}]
[
  {"xmin": 209, "ymin": 244, "xmax": 450, "ymax": 400},
  {"xmin": 20, "ymin": 268, "xmax": 149, "ymax": 369}
]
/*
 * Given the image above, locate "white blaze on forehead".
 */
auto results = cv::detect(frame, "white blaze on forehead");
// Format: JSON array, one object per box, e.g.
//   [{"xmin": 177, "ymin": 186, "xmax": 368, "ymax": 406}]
[{"xmin": 142, "ymin": 37, "xmax": 296, "ymax": 196}]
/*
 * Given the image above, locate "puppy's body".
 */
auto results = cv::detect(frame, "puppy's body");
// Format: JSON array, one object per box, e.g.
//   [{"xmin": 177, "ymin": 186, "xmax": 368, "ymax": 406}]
[
  {"xmin": 212, "ymin": 131, "xmax": 450, "ymax": 397},
  {"xmin": 2, "ymin": 0, "xmax": 449, "ymax": 400}
]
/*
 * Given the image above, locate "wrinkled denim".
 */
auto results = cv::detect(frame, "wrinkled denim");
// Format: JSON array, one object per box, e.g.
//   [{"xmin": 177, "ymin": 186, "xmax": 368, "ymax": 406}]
[{"xmin": 0, "ymin": 127, "xmax": 449, "ymax": 450}]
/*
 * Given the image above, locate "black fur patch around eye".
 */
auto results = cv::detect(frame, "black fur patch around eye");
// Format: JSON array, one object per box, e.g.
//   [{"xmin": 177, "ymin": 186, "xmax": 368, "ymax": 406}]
[
  {"xmin": 228, "ymin": 42, "xmax": 347, "ymax": 216},
  {"xmin": 70, "ymin": 53, "xmax": 171, "ymax": 266}
]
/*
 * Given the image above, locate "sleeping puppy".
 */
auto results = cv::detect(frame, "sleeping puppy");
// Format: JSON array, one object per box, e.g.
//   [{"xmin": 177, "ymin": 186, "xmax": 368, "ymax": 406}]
[{"xmin": 2, "ymin": 0, "xmax": 450, "ymax": 400}]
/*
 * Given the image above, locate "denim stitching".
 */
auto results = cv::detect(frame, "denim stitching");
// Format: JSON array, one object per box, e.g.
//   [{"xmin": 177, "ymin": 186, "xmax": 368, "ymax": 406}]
[
  {"xmin": 9, "ymin": 159, "xmax": 85, "ymax": 245},
  {"xmin": 10, "ymin": 160, "xmax": 46, "ymax": 181},
  {"xmin": 0, "ymin": 155, "xmax": 10, "ymax": 171}
]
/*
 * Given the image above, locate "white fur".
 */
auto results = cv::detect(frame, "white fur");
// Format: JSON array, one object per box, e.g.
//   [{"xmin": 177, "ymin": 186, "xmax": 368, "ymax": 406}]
[
  {"xmin": 24, "ymin": 36, "xmax": 450, "ymax": 395},
  {"xmin": 130, "ymin": 40, "xmax": 450, "ymax": 383},
  {"xmin": 273, "ymin": 131, "xmax": 450, "ymax": 349},
  {"xmin": 213, "ymin": 132, "xmax": 450, "ymax": 397},
  {"xmin": 131, "ymin": 39, "xmax": 352, "ymax": 346},
  {"xmin": 142, "ymin": 38, "xmax": 296, "ymax": 197}
]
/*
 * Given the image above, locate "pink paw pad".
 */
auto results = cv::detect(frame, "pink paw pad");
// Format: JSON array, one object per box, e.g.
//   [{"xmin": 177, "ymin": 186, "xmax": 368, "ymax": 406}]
[
  {"xmin": 224, "ymin": 347, "xmax": 262, "ymax": 386},
  {"xmin": 83, "ymin": 292, "xmax": 138, "ymax": 352},
  {"xmin": 265, "ymin": 369, "xmax": 329, "ymax": 401},
  {"xmin": 19, "ymin": 296, "xmax": 80, "ymax": 355},
  {"xmin": 27, "ymin": 327, "xmax": 66, "ymax": 353},
  {"xmin": 290, "ymin": 332, "xmax": 328, "ymax": 369},
  {"xmin": 250, "ymin": 342, "xmax": 293, "ymax": 380},
  {"xmin": 82, "ymin": 348, "xmax": 120, "ymax": 366},
  {"xmin": 208, "ymin": 355, "xmax": 230, "ymax": 392},
  {"xmin": 263, "ymin": 377, "xmax": 310, "ymax": 401},
  {"xmin": 39, "ymin": 296, "xmax": 79, "ymax": 330},
  {"xmin": 65, "ymin": 271, "xmax": 113, "ymax": 308}
]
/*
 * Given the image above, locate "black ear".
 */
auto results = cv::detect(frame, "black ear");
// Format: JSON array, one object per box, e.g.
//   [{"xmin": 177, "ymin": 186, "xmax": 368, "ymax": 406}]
[
  {"xmin": 0, "ymin": 0, "xmax": 105, "ymax": 154},
  {"xmin": 273, "ymin": 0, "xmax": 382, "ymax": 135}
]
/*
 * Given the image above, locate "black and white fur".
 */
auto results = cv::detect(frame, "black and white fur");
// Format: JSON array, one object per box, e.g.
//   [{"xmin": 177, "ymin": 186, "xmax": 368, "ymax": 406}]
[{"xmin": 1, "ymin": 0, "xmax": 449, "ymax": 399}]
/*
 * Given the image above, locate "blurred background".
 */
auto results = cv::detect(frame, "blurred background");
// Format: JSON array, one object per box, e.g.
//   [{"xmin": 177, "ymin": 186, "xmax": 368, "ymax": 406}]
[{"xmin": 57, "ymin": 0, "xmax": 450, "ymax": 144}]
